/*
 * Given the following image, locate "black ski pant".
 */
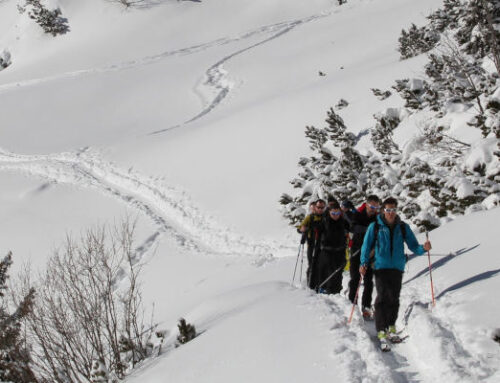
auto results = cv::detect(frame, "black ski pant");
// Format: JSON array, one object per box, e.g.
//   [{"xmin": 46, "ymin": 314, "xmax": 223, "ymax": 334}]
[
  {"xmin": 315, "ymin": 249, "xmax": 345, "ymax": 294},
  {"xmin": 374, "ymin": 269, "xmax": 403, "ymax": 333},
  {"xmin": 306, "ymin": 241, "xmax": 320, "ymax": 289},
  {"xmin": 348, "ymin": 249, "xmax": 374, "ymax": 308}
]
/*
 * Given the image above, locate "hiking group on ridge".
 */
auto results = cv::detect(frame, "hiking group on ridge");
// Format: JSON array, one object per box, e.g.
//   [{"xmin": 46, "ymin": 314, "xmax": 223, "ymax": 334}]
[{"xmin": 297, "ymin": 195, "xmax": 432, "ymax": 351}]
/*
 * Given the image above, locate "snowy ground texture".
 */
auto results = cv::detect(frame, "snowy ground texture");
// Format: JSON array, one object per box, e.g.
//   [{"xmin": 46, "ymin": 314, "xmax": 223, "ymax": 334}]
[{"xmin": 1, "ymin": 0, "xmax": 499, "ymax": 382}]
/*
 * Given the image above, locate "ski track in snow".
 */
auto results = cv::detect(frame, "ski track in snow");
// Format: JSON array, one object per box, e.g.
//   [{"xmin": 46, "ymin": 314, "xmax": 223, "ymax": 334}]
[
  {"xmin": 0, "ymin": 147, "xmax": 286, "ymax": 261},
  {"xmin": 151, "ymin": 11, "xmax": 335, "ymax": 134},
  {"xmin": 390, "ymin": 279, "xmax": 500, "ymax": 382},
  {"xmin": 313, "ymin": 281, "xmax": 499, "ymax": 383},
  {"xmin": 0, "ymin": 6, "xmax": 340, "ymax": 261},
  {"xmin": 0, "ymin": 8, "xmax": 336, "ymax": 134},
  {"xmin": 313, "ymin": 293, "xmax": 406, "ymax": 383}
]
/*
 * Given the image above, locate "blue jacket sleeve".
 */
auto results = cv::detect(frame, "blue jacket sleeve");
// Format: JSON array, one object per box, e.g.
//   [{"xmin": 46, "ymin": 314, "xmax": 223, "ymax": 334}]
[
  {"xmin": 360, "ymin": 222, "xmax": 376, "ymax": 266},
  {"xmin": 403, "ymin": 223, "xmax": 425, "ymax": 255}
]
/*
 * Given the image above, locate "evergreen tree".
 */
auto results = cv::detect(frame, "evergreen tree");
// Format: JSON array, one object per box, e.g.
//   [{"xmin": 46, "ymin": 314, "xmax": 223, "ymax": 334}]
[
  {"xmin": 176, "ymin": 318, "xmax": 196, "ymax": 346},
  {"xmin": 18, "ymin": 0, "xmax": 69, "ymax": 36},
  {"xmin": 0, "ymin": 252, "xmax": 37, "ymax": 383},
  {"xmin": 398, "ymin": 23, "xmax": 439, "ymax": 59},
  {"xmin": 371, "ymin": 109, "xmax": 401, "ymax": 157}
]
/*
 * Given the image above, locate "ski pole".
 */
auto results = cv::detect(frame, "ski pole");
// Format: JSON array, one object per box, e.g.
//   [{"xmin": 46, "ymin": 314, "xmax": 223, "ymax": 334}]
[
  {"xmin": 319, "ymin": 249, "xmax": 359, "ymax": 290},
  {"xmin": 426, "ymin": 231, "xmax": 436, "ymax": 307},
  {"xmin": 348, "ymin": 274, "xmax": 363, "ymax": 324},
  {"xmin": 291, "ymin": 244, "xmax": 303, "ymax": 286},
  {"xmin": 318, "ymin": 264, "xmax": 345, "ymax": 290},
  {"xmin": 299, "ymin": 244, "xmax": 305, "ymax": 283}
]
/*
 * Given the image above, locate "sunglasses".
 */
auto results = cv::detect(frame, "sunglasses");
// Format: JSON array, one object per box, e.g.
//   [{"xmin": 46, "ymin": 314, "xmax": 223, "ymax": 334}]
[
  {"xmin": 330, "ymin": 211, "xmax": 342, "ymax": 216},
  {"xmin": 368, "ymin": 204, "xmax": 380, "ymax": 210},
  {"xmin": 384, "ymin": 208, "xmax": 397, "ymax": 213}
]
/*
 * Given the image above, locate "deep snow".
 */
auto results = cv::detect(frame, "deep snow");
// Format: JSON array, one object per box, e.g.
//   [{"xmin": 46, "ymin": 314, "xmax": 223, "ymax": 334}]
[{"xmin": 1, "ymin": 0, "xmax": 499, "ymax": 382}]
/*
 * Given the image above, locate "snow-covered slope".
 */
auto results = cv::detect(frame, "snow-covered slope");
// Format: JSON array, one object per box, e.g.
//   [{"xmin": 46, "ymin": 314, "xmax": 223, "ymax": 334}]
[
  {"xmin": 0, "ymin": 0, "xmax": 499, "ymax": 382},
  {"xmin": 128, "ymin": 208, "xmax": 500, "ymax": 383}
]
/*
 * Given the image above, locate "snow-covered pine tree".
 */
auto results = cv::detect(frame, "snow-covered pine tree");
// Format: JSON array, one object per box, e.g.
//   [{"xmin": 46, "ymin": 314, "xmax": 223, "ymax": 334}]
[
  {"xmin": 280, "ymin": 108, "xmax": 371, "ymax": 223},
  {"xmin": 176, "ymin": 318, "xmax": 196, "ymax": 346},
  {"xmin": 427, "ymin": 0, "xmax": 462, "ymax": 32},
  {"xmin": 0, "ymin": 50, "xmax": 11, "ymax": 70},
  {"xmin": 371, "ymin": 88, "xmax": 392, "ymax": 100},
  {"xmin": 371, "ymin": 109, "xmax": 401, "ymax": 157},
  {"xmin": 280, "ymin": 115, "xmax": 341, "ymax": 225},
  {"xmin": 398, "ymin": 23, "xmax": 439, "ymax": 60},
  {"xmin": 0, "ymin": 252, "xmax": 37, "ymax": 383},
  {"xmin": 282, "ymin": 0, "xmax": 499, "ymax": 233},
  {"xmin": 455, "ymin": 0, "xmax": 500, "ymax": 66},
  {"xmin": 18, "ymin": 0, "xmax": 69, "ymax": 36}
]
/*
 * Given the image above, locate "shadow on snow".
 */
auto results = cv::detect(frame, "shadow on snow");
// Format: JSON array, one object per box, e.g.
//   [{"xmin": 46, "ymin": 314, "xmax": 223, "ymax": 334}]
[{"xmin": 403, "ymin": 244, "xmax": 480, "ymax": 285}]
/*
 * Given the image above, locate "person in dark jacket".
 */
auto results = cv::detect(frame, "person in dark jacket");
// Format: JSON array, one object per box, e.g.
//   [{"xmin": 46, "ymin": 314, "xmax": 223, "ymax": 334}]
[
  {"xmin": 315, "ymin": 202, "xmax": 349, "ymax": 294},
  {"xmin": 348, "ymin": 195, "xmax": 381, "ymax": 318},
  {"xmin": 299, "ymin": 199, "xmax": 326, "ymax": 289},
  {"xmin": 360, "ymin": 197, "xmax": 431, "ymax": 350},
  {"xmin": 341, "ymin": 200, "xmax": 356, "ymax": 227}
]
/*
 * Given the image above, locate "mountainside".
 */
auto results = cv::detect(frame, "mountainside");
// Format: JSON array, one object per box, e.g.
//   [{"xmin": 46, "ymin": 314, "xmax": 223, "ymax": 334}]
[{"xmin": 0, "ymin": 0, "xmax": 499, "ymax": 382}]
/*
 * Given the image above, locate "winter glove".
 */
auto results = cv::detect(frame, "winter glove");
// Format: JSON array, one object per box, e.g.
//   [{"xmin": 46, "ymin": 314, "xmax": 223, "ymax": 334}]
[{"xmin": 300, "ymin": 233, "xmax": 307, "ymax": 245}]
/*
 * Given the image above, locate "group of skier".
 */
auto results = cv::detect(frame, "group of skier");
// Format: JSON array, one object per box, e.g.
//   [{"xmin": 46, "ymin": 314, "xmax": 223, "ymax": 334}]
[{"xmin": 298, "ymin": 195, "xmax": 431, "ymax": 351}]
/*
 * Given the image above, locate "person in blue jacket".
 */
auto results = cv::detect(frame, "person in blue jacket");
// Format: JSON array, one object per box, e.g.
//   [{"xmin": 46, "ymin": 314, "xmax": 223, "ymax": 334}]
[{"xmin": 359, "ymin": 197, "xmax": 431, "ymax": 350}]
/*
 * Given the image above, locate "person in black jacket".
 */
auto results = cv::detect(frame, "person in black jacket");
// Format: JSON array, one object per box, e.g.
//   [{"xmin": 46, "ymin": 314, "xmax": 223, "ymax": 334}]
[
  {"xmin": 348, "ymin": 195, "xmax": 381, "ymax": 318},
  {"xmin": 315, "ymin": 202, "xmax": 349, "ymax": 294},
  {"xmin": 299, "ymin": 199, "xmax": 326, "ymax": 289}
]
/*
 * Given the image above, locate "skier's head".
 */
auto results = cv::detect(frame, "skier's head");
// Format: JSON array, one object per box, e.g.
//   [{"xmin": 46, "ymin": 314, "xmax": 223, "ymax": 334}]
[
  {"xmin": 327, "ymin": 195, "xmax": 338, "ymax": 210},
  {"xmin": 366, "ymin": 195, "xmax": 381, "ymax": 216},
  {"xmin": 328, "ymin": 201, "xmax": 342, "ymax": 220},
  {"xmin": 382, "ymin": 197, "xmax": 398, "ymax": 224},
  {"xmin": 315, "ymin": 199, "xmax": 326, "ymax": 215},
  {"xmin": 341, "ymin": 200, "xmax": 354, "ymax": 211}
]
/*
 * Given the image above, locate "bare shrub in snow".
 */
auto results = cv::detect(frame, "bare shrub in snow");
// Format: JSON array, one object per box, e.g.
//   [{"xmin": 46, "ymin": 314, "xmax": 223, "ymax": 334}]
[{"xmin": 17, "ymin": 219, "xmax": 155, "ymax": 383}]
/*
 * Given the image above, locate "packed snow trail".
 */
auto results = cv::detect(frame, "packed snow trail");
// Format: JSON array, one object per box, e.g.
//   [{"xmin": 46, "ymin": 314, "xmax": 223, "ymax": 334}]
[
  {"xmin": 0, "ymin": 147, "xmax": 287, "ymax": 260},
  {"xmin": 393, "ymin": 277, "xmax": 500, "ymax": 382}
]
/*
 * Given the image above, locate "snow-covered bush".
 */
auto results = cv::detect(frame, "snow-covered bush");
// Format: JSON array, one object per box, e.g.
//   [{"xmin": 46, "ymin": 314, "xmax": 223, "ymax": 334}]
[
  {"xmin": 18, "ymin": 0, "xmax": 69, "ymax": 36},
  {"xmin": 335, "ymin": 98, "xmax": 349, "ymax": 110},
  {"xmin": 176, "ymin": 318, "xmax": 196, "ymax": 346},
  {"xmin": 0, "ymin": 49, "xmax": 12, "ymax": 70},
  {"xmin": 371, "ymin": 88, "xmax": 392, "ymax": 100},
  {"xmin": 398, "ymin": 23, "xmax": 439, "ymax": 60}
]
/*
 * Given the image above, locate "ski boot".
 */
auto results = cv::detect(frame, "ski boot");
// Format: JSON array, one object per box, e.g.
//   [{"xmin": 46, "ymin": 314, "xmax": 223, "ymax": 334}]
[
  {"xmin": 362, "ymin": 306, "xmax": 374, "ymax": 321},
  {"xmin": 378, "ymin": 331, "xmax": 391, "ymax": 352},
  {"xmin": 387, "ymin": 325, "xmax": 403, "ymax": 344}
]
